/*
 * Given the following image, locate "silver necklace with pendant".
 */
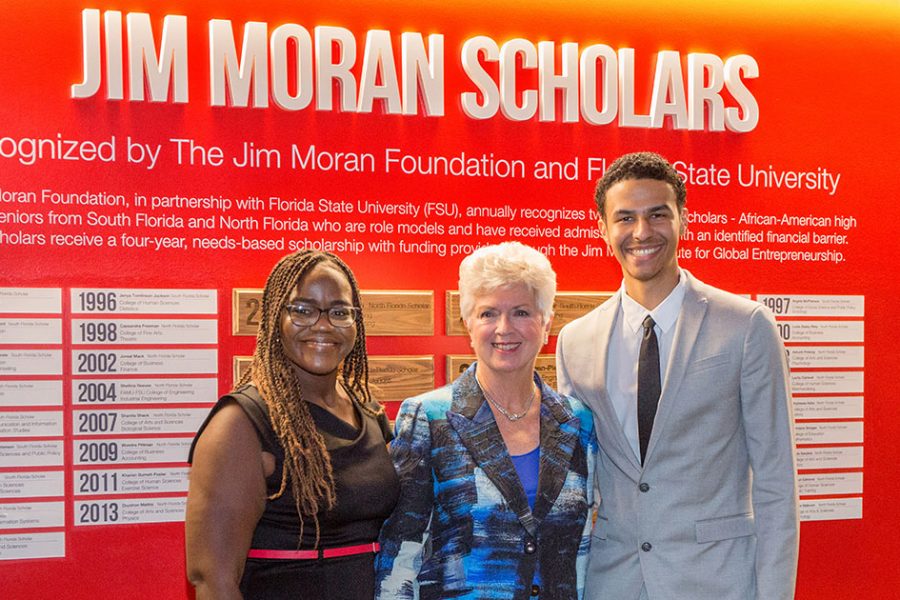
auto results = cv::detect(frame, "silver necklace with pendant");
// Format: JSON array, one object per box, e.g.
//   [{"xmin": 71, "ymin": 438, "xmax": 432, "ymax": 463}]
[{"xmin": 477, "ymin": 377, "xmax": 537, "ymax": 422}]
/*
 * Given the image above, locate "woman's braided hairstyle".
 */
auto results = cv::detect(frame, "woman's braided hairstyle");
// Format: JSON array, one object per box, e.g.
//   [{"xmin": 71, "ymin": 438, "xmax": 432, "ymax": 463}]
[{"xmin": 236, "ymin": 249, "xmax": 380, "ymax": 547}]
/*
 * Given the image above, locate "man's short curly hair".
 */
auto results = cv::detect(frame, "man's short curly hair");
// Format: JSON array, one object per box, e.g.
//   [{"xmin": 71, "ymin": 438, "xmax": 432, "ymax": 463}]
[{"xmin": 594, "ymin": 152, "xmax": 686, "ymax": 218}]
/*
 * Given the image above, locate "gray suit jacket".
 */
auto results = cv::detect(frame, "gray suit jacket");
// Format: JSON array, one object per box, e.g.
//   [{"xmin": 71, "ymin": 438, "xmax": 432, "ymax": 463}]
[{"xmin": 556, "ymin": 270, "xmax": 799, "ymax": 600}]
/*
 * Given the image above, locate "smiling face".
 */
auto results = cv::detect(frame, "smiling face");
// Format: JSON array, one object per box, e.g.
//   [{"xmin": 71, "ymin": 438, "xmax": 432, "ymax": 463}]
[
  {"xmin": 600, "ymin": 178, "xmax": 684, "ymax": 307},
  {"xmin": 280, "ymin": 262, "xmax": 357, "ymax": 385},
  {"xmin": 465, "ymin": 283, "xmax": 551, "ymax": 380}
]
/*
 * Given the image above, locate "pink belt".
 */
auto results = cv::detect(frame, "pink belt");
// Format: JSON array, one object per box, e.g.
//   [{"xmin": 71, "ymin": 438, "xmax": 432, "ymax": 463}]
[{"xmin": 247, "ymin": 542, "xmax": 380, "ymax": 560}]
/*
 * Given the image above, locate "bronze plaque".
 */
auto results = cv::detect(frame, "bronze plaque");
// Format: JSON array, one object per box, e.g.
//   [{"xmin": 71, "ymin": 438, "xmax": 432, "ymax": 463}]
[
  {"xmin": 361, "ymin": 291, "xmax": 433, "ymax": 336},
  {"xmin": 445, "ymin": 291, "xmax": 611, "ymax": 336},
  {"xmin": 550, "ymin": 292, "xmax": 612, "ymax": 334},
  {"xmin": 233, "ymin": 289, "xmax": 264, "ymax": 336},
  {"xmin": 232, "ymin": 354, "xmax": 433, "ymax": 402},
  {"xmin": 233, "ymin": 355, "xmax": 253, "ymax": 385},
  {"xmin": 445, "ymin": 291, "xmax": 466, "ymax": 336},
  {"xmin": 446, "ymin": 354, "xmax": 557, "ymax": 389},
  {"xmin": 368, "ymin": 355, "xmax": 435, "ymax": 402},
  {"xmin": 532, "ymin": 354, "xmax": 557, "ymax": 390},
  {"xmin": 446, "ymin": 354, "xmax": 476, "ymax": 382},
  {"xmin": 233, "ymin": 289, "xmax": 434, "ymax": 337}
]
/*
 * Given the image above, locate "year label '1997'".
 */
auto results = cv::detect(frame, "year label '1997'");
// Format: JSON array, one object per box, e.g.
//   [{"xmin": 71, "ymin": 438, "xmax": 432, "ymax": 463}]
[{"xmin": 761, "ymin": 296, "xmax": 791, "ymax": 315}]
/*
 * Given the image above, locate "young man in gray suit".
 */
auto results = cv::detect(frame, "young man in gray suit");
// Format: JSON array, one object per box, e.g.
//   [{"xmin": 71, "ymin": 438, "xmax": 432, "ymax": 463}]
[{"xmin": 556, "ymin": 152, "xmax": 799, "ymax": 600}]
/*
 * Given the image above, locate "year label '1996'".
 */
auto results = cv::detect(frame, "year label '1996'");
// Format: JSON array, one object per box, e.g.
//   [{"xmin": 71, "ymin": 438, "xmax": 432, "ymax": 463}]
[{"xmin": 77, "ymin": 291, "xmax": 117, "ymax": 312}]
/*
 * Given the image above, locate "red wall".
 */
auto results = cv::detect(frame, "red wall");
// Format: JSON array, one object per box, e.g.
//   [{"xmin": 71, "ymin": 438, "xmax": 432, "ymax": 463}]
[{"xmin": 1, "ymin": 1, "xmax": 898, "ymax": 597}]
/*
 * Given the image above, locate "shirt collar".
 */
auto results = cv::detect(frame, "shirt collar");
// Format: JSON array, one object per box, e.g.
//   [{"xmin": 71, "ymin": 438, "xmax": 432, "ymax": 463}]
[{"xmin": 619, "ymin": 269, "xmax": 686, "ymax": 335}]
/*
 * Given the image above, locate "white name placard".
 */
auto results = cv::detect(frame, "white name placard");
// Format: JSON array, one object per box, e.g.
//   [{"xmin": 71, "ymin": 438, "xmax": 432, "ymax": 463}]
[
  {"xmin": 72, "ymin": 438, "xmax": 192, "ymax": 465},
  {"xmin": 71, "ymin": 289, "xmax": 216, "ymax": 314},
  {"xmin": 786, "ymin": 346, "xmax": 863, "ymax": 369},
  {"xmin": 71, "ymin": 349, "xmax": 217, "ymax": 376},
  {"xmin": 798, "ymin": 472, "xmax": 863, "ymax": 496},
  {"xmin": 71, "ymin": 319, "xmax": 218, "ymax": 345},
  {"xmin": 74, "ymin": 497, "xmax": 186, "ymax": 526},
  {"xmin": 0, "ymin": 471, "xmax": 64, "ymax": 499},
  {"xmin": 796, "ymin": 446, "xmax": 863, "ymax": 470},
  {"xmin": 72, "ymin": 467, "xmax": 188, "ymax": 496},
  {"xmin": 800, "ymin": 497, "xmax": 862, "ymax": 521},
  {"xmin": 793, "ymin": 396, "xmax": 863, "ymax": 420},
  {"xmin": 778, "ymin": 321, "xmax": 863, "ymax": 343},
  {"xmin": 758, "ymin": 295, "xmax": 864, "ymax": 317},
  {"xmin": 72, "ymin": 409, "xmax": 208, "ymax": 435},
  {"xmin": 0, "ymin": 411, "xmax": 63, "ymax": 437},
  {"xmin": 0, "ymin": 441, "xmax": 64, "ymax": 467},
  {"xmin": 0, "ymin": 381, "xmax": 63, "ymax": 407},
  {"xmin": 0, "ymin": 501, "xmax": 65, "ymax": 529},
  {"xmin": 0, "ymin": 288, "xmax": 62, "ymax": 314},
  {"xmin": 0, "ymin": 532, "xmax": 65, "ymax": 561},
  {"xmin": 791, "ymin": 371, "xmax": 864, "ymax": 394},
  {"xmin": 0, "ymin": 350, "xmax": 62, "ymax": 376},
  {"xmin": 73, "ymin": 467, "xmax": 189, "ymax": 496},
  {"xmin": 794, "ymin": 422, "xmax": 864, "ymax": 445},
  {"xmin": 72, "ymin": 378, "xmax": 217, "ymax": 405},
  {"xmin": 0, "ymin": 319, "xmax": 62, "ymax": 344}
]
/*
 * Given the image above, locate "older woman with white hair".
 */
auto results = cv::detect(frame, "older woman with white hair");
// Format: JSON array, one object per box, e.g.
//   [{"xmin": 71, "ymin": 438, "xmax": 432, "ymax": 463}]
[{"xmin": 376, "ymin": 241, "xmax": 598, "ymax": 600}]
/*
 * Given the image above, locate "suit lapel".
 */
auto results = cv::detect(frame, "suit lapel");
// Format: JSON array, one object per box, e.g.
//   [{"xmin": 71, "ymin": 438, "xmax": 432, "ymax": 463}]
[
  {"xmin": 644, "ymin": 271, "xmax": 708, "ymax": 464},
  {"xmin": 446, "ymin": 368, "xmax": 537, "ymax": 536},
  {"xmin": 587, "ymin": 292, "xmax": 643, "ymax": 478}
]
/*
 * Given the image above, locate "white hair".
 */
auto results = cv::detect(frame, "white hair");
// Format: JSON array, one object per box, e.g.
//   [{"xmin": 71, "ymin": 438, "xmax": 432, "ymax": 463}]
[{"xmin": 458, "ymin": 242, "xmax": 556, "ymax": 322}]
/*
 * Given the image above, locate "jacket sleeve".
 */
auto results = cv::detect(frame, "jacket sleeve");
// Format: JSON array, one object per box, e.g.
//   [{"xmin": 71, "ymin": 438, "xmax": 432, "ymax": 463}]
[
  {"xmin": 375, "ymin": 397, "xmax": 435, "ymax": 600},
  {"xmin": 740, "ymin": 306, "xmax": 800, "ymax": 599},
  {"xmin": 576, "ymin": 419, "xmax": 599, "ymax": 600}
]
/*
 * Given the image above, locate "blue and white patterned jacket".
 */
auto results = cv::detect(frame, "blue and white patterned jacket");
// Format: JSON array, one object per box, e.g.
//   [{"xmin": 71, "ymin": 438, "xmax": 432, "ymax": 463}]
[{"xmin": 375, "ymin": 363, "xmax": 598, "ymax": 600}]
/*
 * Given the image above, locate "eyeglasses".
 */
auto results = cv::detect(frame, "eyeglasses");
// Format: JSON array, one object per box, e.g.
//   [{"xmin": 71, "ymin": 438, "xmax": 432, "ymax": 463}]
[{"xmin": 285, "ymin": 303, "xmax": 359, "ymax": 328}]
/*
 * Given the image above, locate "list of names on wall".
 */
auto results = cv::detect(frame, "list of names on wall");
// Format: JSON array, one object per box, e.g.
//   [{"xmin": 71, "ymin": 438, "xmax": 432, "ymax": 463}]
[
  {"xmin": 760, "ymin": 294, "xmax": 865, "ymax": 522},
  {"xmin": 70, "ymin": 288, "xmax": 216, "ymax": 530},
  {"xmin": 0, "ymin": 288, "xmax": 66, "ymax": 560},
  {"xmin": 0, "ymin": 287, "xmax": 217, "ymax": 560}
]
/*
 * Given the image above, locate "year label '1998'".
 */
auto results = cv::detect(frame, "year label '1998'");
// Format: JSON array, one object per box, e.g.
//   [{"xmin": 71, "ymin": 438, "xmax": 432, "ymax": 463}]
[{"xmin": 77, "ymin": 321, "xmax": 118, "ymax": 343}]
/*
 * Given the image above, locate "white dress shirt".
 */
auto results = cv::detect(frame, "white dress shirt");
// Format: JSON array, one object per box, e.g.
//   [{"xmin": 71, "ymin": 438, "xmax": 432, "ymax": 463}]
[{"xmin": 606, "ymin": 272, "xmax": 686, "ymax": 461}]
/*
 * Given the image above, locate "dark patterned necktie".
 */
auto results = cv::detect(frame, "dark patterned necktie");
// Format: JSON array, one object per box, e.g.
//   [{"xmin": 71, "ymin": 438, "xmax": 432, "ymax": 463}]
[{"xmin": 638, "ymin": 315, "xmax": 660, "ymax": 465}]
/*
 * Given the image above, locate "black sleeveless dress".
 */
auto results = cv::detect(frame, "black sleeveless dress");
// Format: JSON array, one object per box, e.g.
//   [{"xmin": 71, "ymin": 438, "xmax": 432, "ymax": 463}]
[{"xmin": 190, "ymin": 385, "xmax": 399, "ymax": 600}]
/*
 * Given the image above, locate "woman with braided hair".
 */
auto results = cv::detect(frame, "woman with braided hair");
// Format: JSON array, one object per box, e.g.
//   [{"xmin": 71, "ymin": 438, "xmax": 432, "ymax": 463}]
[{"xmin": 186, "ymin": 249, "xmax": 399, "ymax": 600}]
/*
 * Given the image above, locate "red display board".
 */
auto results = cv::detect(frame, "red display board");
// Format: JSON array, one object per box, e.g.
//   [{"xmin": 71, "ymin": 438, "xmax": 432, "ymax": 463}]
[{"xmin": 1, "ymin": 1, "xmax": 898, "ymax": 597}]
